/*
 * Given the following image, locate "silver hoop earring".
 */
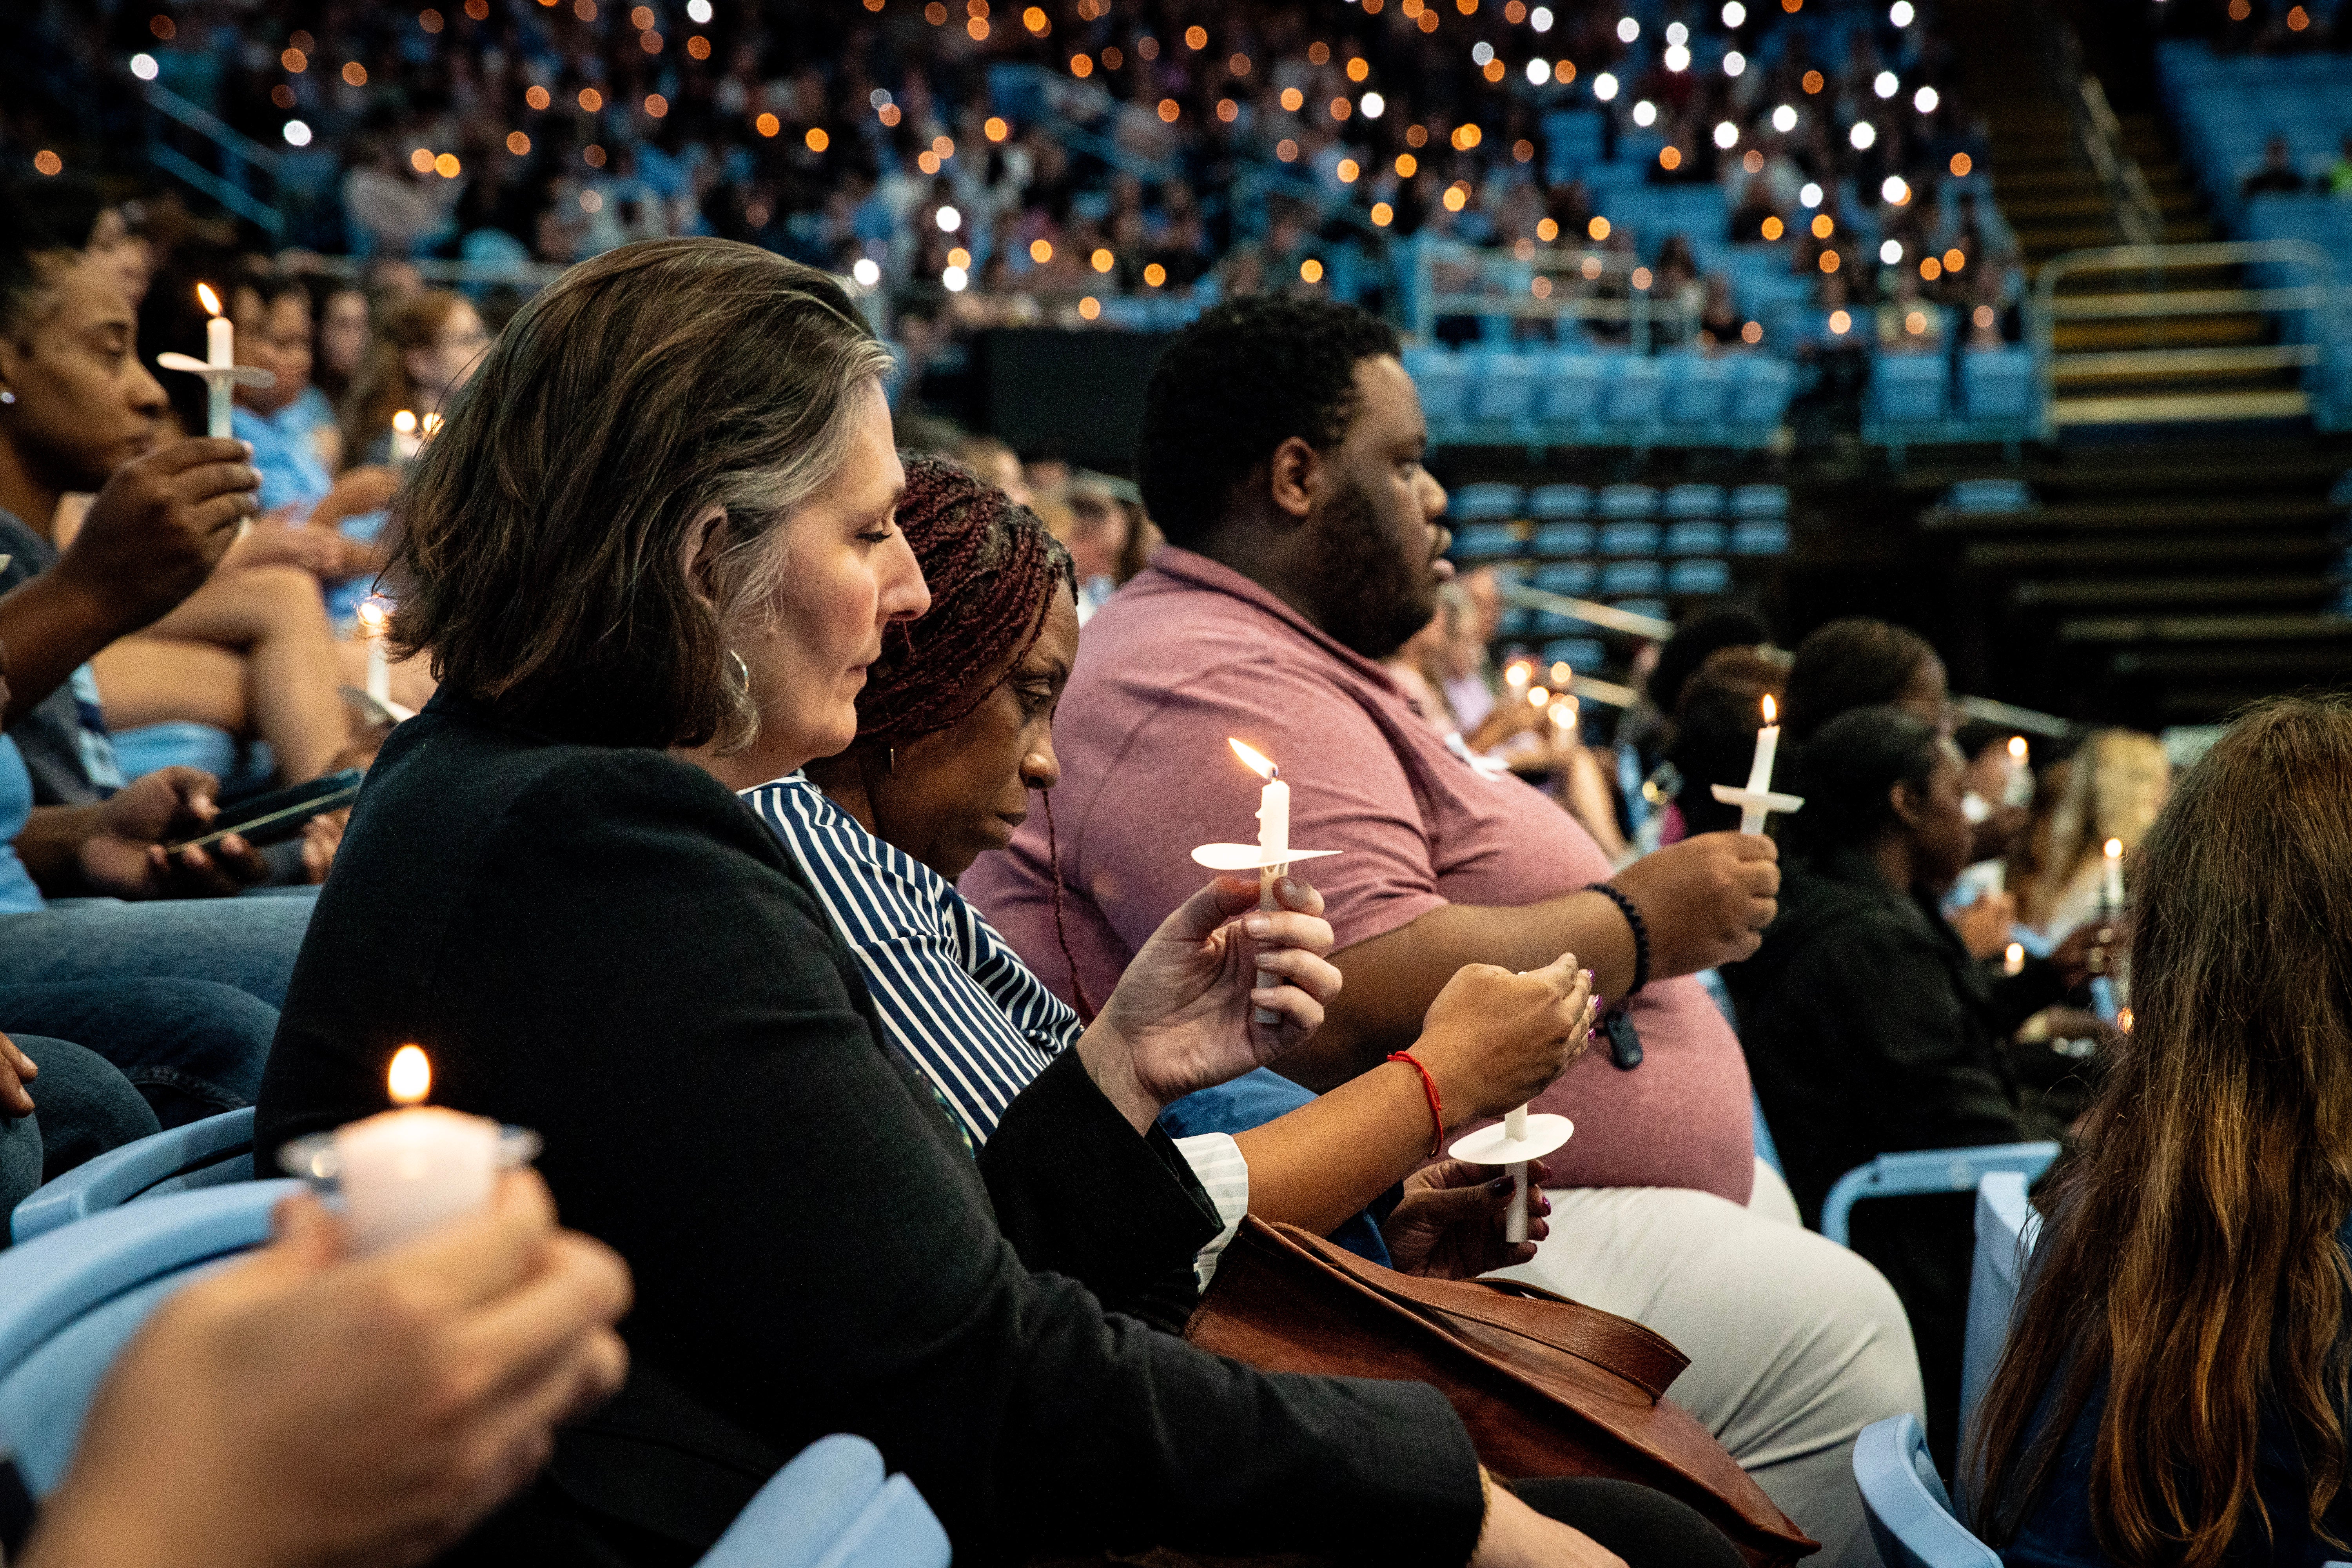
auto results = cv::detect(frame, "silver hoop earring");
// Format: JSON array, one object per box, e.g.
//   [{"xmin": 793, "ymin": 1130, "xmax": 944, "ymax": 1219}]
[
  {"xmin": 729, "ymin": 649, "xmax": 751, "ymax": 691},
  {"xmin": 0, "ymin": 390, "xmax": 14, "ymax": 404}
]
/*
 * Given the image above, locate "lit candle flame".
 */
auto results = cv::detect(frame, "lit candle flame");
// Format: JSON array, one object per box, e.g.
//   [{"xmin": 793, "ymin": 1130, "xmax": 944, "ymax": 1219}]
[
  {"xmin": 420, "ymin": 412, "xmax": 443, "ymax": 436},
  {"xmin": 1527, "ymin": 686, "xmax": 1548, "ymax": 707},
  {"xmin": 356, "ymin": 599, "xmax": 389, "ymax": 637},
  {"xmin": 1550, "ymin": 661, "xmax": 1573, "ymax": 686},
  {"xmin": 1762, "ymin": 693, "xmax": 1777, "ymax": 725},
  {"xmin": 2007, "ymin": 735, "xmax": 2028, "ymax": 762},
  {"xmin": 1228, "ymin": 738, "xmax": 1278, "ymax": 781},
  {"xmin": 196, "ymin": 282, "xmax": 222, "ymax": 317},
  {"xmin": 392, "ymin": 408, "xmax": 417, "ymax": 435},
  {"xmin": 2116, "ymin": 1007, "xmax": 2134, "ymax": 1034},
  {"xmin": 1504, "ymin": 661, "xmax": 1531, "ymax": 689},
  {"xmin": 387, "ymin": 1045, "xmax": 432, "ymax": 1107},
  {"xmin": 2104, "ymin": 837, "xmax": 2123, "ymax": 861}
]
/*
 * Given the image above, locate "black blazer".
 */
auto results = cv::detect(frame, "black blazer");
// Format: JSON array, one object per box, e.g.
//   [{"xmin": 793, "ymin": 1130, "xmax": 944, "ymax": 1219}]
[{"xmin": 257, "ymin": 695, "xmax": 1481, "ymax": 1567}]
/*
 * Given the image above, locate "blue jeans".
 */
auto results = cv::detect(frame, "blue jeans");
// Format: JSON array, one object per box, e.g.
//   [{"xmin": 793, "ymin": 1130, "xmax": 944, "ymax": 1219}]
[
  {"xmin": 0, "ymin": 886, "xmax": 316, "ymax": 1008},
  {"xmin": 0, "ymin": 980, "xmax": 279, "ymax": 1128},
  {"xmin": 0, "ymin": 1034, "xmax": 161, "ymax": 1231}
]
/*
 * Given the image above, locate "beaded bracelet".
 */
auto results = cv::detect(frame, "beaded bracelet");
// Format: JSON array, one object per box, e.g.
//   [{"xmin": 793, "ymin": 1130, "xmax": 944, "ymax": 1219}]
[
  {"xmin": 1584, "ymin": 881, "xmax": 1651, "ymax": 1001},
  {"xmin": 1386, "ymin": 1049, "xmax": 1446, "ymax": 1158}
]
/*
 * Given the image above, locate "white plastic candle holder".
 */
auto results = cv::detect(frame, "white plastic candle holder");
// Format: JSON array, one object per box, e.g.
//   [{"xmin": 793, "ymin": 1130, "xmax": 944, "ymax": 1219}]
[
  {"xmin": 155, "ymin": 352, "xmax": 274, "ymax": 437},
  {"xmin": 1449, "ymin": 1112, "xmax": 1575, "ymax": 1244},
  {"xmin": 1710, "ymin": 782, "xmax": 1806, "ymax": 835}
]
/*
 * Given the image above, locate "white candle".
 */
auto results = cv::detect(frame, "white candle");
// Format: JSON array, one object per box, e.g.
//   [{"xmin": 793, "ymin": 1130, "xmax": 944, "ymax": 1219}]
[
  {"xmin": 2003, "ymin": 736, "xmax": 2034, "ymax": 807},
  {"xmin": 358, "ymin": 598, "xmax": 392, "ymax": 705},
  {"xmin": 1504, "ymin": 1103, "xmax": 1531, "ymax": 1243},
  {"xmin": 2003, "ymin": 942, "xmax": 2025, "ymax": 976},
  {"xmin": 392, "ymin": 408, "xmax": 423, "ymax": 461},
  {"xmin": 1740, "ymin": 695, "xmax": 1781, "ymax": 833},
  {"xmin": 1229, "ymin": 739, "xmax": 1287, "ymax": 1025},
  {"xmin": 198, "ymin": 283, "xmax": 234, "ymax": 439},
  {"xmin": 2102, "ymin": 838, "xmax": 2124, "ymax": 914},
  {"xmin": 333, "ymin": 1046, "xmax": 501, "ymax": 1255}
]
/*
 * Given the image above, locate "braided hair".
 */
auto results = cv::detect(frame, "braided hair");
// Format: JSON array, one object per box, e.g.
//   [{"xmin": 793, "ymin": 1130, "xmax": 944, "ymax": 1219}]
[{"xmin": 861, "ymin": 456, "xmax": 1100, "ymax": 1018}]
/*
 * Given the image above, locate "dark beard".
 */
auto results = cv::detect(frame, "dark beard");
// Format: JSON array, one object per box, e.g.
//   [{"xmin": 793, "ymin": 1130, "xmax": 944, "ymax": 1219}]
[{"xmin": 1299, "ymin": 477, "xmax": 1439, "ymax": 660}]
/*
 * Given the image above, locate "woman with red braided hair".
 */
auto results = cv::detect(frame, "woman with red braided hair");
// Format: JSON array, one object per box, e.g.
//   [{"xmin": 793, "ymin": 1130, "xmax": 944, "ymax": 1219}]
[{"xmin": 722, "ymin": 454, "xmax": 1605, "ymax": 1298}]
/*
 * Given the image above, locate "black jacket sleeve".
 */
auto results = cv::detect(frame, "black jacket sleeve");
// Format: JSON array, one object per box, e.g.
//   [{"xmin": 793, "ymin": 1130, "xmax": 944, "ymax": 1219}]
[{"xmin": 261, "ymin": 735, "xmax": 1480, "ymax": 1568}]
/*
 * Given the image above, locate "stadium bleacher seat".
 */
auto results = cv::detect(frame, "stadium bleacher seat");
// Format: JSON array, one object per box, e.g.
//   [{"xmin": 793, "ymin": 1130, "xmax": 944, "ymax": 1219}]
[
  {"xmin": 1597, "ymin": 484, "xmax": 1662, "ymax": 519},
  {"xmin": 1599, "ymin": 520, "xmax": 1664, "ymax": 557},
  {"xmin": 1448, "ymin": 521, "xmax": 1521, "ymax": 561},
  {"xmin": 1960, "ymin": 1171, "xmax": 2041, "ymax": 1448},
  {"xmin": 1661, "ymin": 356, "xmax": 1735, "ymax": 432},
  {"xmin": 1962, "ymin": 349, "xmax": 2037, "ymax": 425},
  {"xmin": 1533, "ymin": 353, "xmax": 1606, "ymax": 440},
  {"xmin": 1726, "ymin": 359, "xmax": 1799, "ymax": 444},
  {"xmin": 1538, "ymin": 637, "xmax": 1608, "ymax": 670},
  {"xmin": 1468, "ymin": 350, "xmax": 1542, "ymax": 428},
  {"xmin": 1818, "ymin": 1142, "xmax": 2062, "ymax": 1247},
  {"xmin": 1663, "ymin": 483, "xmax": 1728, "ymax": 519},
  {"xmin": 1404, "ymin": 345, "xmax": 1470, "ymax": 427},
  {"xmin": 1665, "ymin": 558, "xmax": 1733, "ymax": 596},
  {"xmin": 1526, "ymin": 483, "xmax": 1594, "ymax": 519},
  {"xmin": 1853, "ymin": 1412, "xmax": 2001, "ymax": 1568},
  {"xmin": 1599, "ymin": 559, "xmax": 1665, "ymax": 597},
  {"xmin": 1664, "ymin": 520, "xmax": 1730, "ymax": 556},
  {"xmin": 1601, "ymin": 358, "xmax": 1667, "ymax": 440},
  {"xmin": 1530, "ymin": 521, "xmax": 1597, "ymax": 557},
  {"xmin": 1450, "ymin": 483, "xmax": 1524, "ymax": 520},
  {"xmin": 1532, "ymin": 562, "xmax": 1598, "ymax": 596},
  {"xmin": 1869, "ymin": 354, "xmax": 1950, "ymax": 428},
  {"xmin": 1731, "ymin": 483, "xmax": 1791, "ymax": 519},
  {"xmin": 13, "ymin": 1107, "xmax": 257, "ymax": 1243},
  {"xmin": 1944, "ymin": 478, "xmax": 2036, "ymax": 513},
  {"xmin": 1730, "ymin": 517, "xmax": 1792, "ymax": 556}
]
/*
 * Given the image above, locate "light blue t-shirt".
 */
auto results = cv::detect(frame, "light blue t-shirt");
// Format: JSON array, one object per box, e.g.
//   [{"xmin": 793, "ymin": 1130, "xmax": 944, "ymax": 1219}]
[{"xmin": 0, "ymin": 737, "xmax": 50, "ymax": 914}]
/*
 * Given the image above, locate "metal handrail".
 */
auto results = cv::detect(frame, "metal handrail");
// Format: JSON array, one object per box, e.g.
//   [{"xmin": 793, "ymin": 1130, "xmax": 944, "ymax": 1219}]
[
  {"xmin": 142, "ymin": 81, "xmax": 283, "ymax": 176},
  {"xmin": 2028, "ymin": 238, "xmax": 2343, "ymax": 436}
]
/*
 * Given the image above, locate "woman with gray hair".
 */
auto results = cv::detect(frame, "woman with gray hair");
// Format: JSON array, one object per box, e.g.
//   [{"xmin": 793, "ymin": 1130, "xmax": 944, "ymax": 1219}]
[{"xmin": 255, "ymin": 240, "xmax": 1699, "ymax": 1568}]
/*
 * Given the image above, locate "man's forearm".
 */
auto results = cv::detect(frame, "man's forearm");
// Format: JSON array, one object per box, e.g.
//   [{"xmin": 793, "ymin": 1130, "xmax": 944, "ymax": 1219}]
[
  {"xmin": 0, "ymin": 573, "xmax": 129, "ymax": 724},
  {"xmin": 1275, "ymin": 892, "xmax": 1635, "ymax": 1089}
]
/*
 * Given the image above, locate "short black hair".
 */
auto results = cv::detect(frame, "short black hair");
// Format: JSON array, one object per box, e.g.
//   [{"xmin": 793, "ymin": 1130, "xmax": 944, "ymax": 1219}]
[
  {"xmin": 1135, "ymin": 295, "xmax": 1400, "ymax": 548},
  {"xmin": 1783, "ymin": 617, "xmax": 1940, "ymax": 744},
  {"xmin": 1648, "ymin": 604, "xmax": 1772, "ymax": 711},
  {"xmin": 0, "ymin": 178, "xmax": 105, "ymax": 337},
  {"xmin": 1788, "ymin": 704, "xmax": 1947, "ymax": 853}
]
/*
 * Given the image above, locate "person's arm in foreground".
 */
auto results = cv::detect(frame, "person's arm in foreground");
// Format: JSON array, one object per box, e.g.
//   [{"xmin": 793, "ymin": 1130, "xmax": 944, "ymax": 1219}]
[
  {"xmin": 15, "ymin": 766, "xmax": 271, "ymax": 897},
  {"xmin": 0, "ymin": 439, "xmax": 258, "ymax": 725},
  {"xmin": 21, "ymin": 1172, "xmax": 631, "ymax": 1568}
]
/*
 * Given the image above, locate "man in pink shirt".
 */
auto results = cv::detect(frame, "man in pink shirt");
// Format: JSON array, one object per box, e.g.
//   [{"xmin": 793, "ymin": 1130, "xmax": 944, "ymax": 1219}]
[{"xmin": 964, "ymin": 298, "xmax": 1920, "ymax": 1566}]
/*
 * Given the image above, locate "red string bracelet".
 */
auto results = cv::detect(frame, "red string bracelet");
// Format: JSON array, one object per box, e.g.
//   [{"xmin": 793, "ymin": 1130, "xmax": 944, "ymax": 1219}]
[{"xmin": 1386, "ymin": 1050, "xmax": 1445, "ymax": 1157}]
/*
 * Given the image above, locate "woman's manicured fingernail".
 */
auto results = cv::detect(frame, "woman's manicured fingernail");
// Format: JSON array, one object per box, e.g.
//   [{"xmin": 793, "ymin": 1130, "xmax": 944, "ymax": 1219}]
[{"xmin": 1243, "ymin": 913, "xmax": 1271, "ymax": 936}]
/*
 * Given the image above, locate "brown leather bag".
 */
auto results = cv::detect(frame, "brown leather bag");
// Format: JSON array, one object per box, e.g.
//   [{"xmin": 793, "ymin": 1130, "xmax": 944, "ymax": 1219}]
[{"xmin": 1180, "ymin": 1218, "xmax": 1819, "ymax": 1568}]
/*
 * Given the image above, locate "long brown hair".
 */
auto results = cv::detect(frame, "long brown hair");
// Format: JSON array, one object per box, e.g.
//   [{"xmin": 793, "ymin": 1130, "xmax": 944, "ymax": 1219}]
[
  {"xmin": 340, "ymin": 289, "xmax": 464, "ymax": 459},
  {"xmin": 1973, "ymin": 696, "xmax": 2352, "ymax": 1564},
  {"xmin": 386, "ymin": 239, "xmax": 892, "ymax": 750}
]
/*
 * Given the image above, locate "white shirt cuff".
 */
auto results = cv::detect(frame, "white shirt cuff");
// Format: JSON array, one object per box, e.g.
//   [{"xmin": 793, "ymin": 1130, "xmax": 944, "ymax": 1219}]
[{"xmin": 1172, "ymin": 1131, "xmax": 1249, "ymax": 1291}]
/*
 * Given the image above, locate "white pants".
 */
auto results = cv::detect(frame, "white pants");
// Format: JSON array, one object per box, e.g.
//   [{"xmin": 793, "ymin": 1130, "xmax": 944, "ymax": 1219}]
[{"xmin": 1490, "ymin": 1160, "xmax": 1924, "ymax": 1568}]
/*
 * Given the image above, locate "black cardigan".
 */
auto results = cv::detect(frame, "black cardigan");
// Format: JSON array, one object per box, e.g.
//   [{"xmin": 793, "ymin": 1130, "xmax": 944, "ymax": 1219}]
[{"xmin": 256, "ymin": 695, "xmax": 1481, "ymax": 1567}]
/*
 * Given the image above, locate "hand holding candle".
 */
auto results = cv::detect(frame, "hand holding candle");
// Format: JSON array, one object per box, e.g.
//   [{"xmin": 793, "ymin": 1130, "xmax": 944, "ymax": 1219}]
[
  {"xmin": 156, "ymin": 283, "xmax": 274, "ymax": 443},
  {"xmin": 1231, "ymin": 739, "xmax": 1290, "ymax": 1026}
]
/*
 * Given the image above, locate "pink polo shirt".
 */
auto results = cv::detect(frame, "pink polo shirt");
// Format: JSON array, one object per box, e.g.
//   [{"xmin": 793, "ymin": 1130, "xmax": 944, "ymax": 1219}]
[{"xmin": 962, "ymin": 548, "xmax": 1754, "ymax": 1203}]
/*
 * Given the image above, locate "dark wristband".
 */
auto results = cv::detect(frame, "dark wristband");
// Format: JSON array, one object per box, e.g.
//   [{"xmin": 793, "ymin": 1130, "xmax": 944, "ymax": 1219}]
[{"xmin": 1584, "ymin": 881, "xmax": 1651, "ymax": 1001}]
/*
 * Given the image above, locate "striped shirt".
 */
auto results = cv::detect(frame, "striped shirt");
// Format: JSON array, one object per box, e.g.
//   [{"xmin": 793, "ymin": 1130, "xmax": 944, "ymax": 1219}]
[{"xmin": 744, "ymin": 774, "xmax": 1247, "ymax": 1284}]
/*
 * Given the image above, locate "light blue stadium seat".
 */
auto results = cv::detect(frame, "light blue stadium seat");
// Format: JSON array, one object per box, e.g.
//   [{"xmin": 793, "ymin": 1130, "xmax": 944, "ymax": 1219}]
[
  {"xmin": 1450, "ymin": 483, "xmax": 1526, "ymax": 520},
  {"xmin": 1963, "ymin": 349, "xmax": 2037, "ymax": 423},
  {"xmin": 1534, "ymin": 354, "xmax": 1607, "ymax": 437},
  {"xmin": 0, "ymin": 1184, "xmax": 952, "ymax": 1566},
  {"xmin": 1663, "ymin": 483, "xmax": 1728, "ymax": 520},
  {"xmin": 1448, "ymin": 522, "xmax": 1523, "ymax": 561},
  {"xmin": 1664, "ymin": 520, "xmax": 1730, "ymax": 556},
  {"xmin": 1526, "ymin": 483, "xmax": 1594, "ymax": 519},
  {"xmin": 1599, "ymin": 559, "xmax": 1665, "ymax": 596},
  {"xmin": 1539, "ymin": 637, "xmax": 1607, "ymax": 670},
  {"xmin": 1533, "ymin": 562, "xmax": 1597, "ymax": 596},
  {"xmin": 1853, "ymin": 1413, "xmax": 2002, "ymax": 1568},
  {"xmin": 109, "ymin": 723, "xmax": 276, "ymax": 796},
  {"xmin": 1530, "ymin": 521, "xmax": 1597, "ymax": 557},
  {"xmin": 1406, "ymin": 346, "xmax": 1470, "ymax": 426},
  {"xmin": 1602, "ymin": 359, "xmax": 1667, "ymax": 434},
  {"xmin": 1871, "ymin": 354, "xmax": 1949, "ymax": 426},
  {"xmin": 1960, "ymin": 1171, "xmax": 2041, "ymax": 1448},
  {"xmin": 1731, "ymin": 483, "xmax": 1791, "ymax": 519},
  {"xmin": 1468, "ymin": 352, "xmax": 1542, "ymax": 425},
  {"xmin": 13, "ymin": 1107, "xmax": 257, "ymax": 1244},
  {"xmin": 1944, "ymin": 479, "xmax": 2035, "ymax": 514},
  {"xmin": 1819, "ymin": 1142, "xmax": 2062, "ymax": 1247},
  {"xmin": 1597, "ymin": 483, "xmax": 1662, "ymax": 519},
  {"xmin": 1729, "ymin": 517, "xmax": 1791, "ymax": 556},
  {"xmin": 1662, "ymin": 356, "xmax": 1735, "ymax": 430},
  {"xmin": 1728, "ymin": 358, "xmax": 1798, "ymax": 436},
  {"xmin": 1598, "ymin": 520, "xmax": 1663, "ymax": 556},
  {"xmin": 1665, "ymin": 558, "xmax": 1733, "ymax": 596}
]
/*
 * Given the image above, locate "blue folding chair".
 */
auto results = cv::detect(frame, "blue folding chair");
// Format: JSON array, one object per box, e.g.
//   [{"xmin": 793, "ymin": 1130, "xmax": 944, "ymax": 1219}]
[
  {"xmin": 1818, "ymin": 1142, "xmax": 2062, "ymax": 1247},
  {"xmin": 1960, "ymin": 1171, "xmax": 2041, "ymax": 1447},
  {"xmin": 1853, "ymin": 1412, "xmax": 2001, "ymax": 1568},
  {"xmin": 0, "ymin": 1184, "xmax": 951, "ymax": 1566},
  {"xmin": 13, "ymin": 1106, "xmax": 258, "ymax": 1243}
]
